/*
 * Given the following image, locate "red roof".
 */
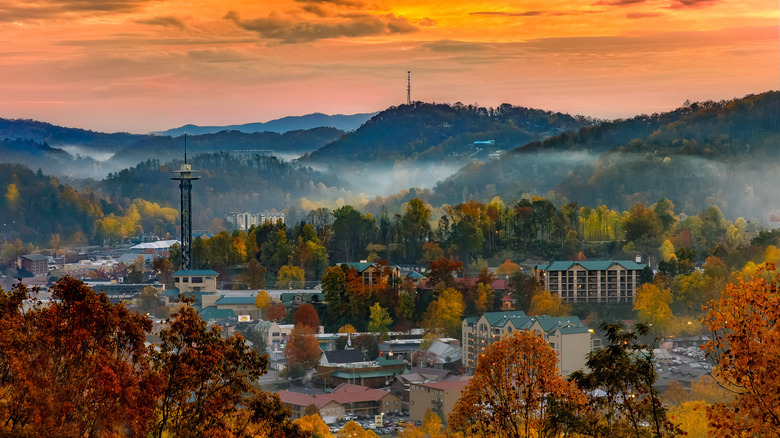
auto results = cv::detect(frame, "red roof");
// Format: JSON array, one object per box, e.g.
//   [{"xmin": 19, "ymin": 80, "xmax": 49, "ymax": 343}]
[{"xmin": 277, "ymin": 385, "xmax": 396, "ymax": 407}]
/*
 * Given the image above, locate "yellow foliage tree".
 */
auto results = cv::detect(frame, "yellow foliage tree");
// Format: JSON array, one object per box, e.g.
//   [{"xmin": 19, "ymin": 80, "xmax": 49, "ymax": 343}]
[
  {"xmin": 422, "ymin": 288, "xmax": 464, "ymax": 337},
  {"xmin": 338, "ymin": 324, "xmax": 356, "ymax": 334},
  {"xmin": 495, "ymin": 259, "xmax": 520, "ymax": 277},
  {"xmin": 421, "ymin": 408, "xmax": 443, "ymax": 437},
  {"xmin": 294, "ymin": 414, "xmax": 333, "ymax": 438},
  {"xmin": 277, "ymin": 265, "xmax": 305, "ymax": 289},
  {"xmin": 659, "ymin": 239, "xmax": 676, "ymax": 262},
  {"xmin": 336, "ymin": 421, "xmax": 379, "ymax": 438},
  {"xmin": 5, "ymin": 183, "xmax": 19, "ymax": 207},
  {"xmin": 254, "ymin": 290, "xmax": 271, "ymax": 310},
  {"xmin": 633, "ymin": 282, "xmax": 673, "ymax": 329},
  {"xmin": 667, "ymin": 401, "xmax": 713, "ymax": 438},
  {"xmin": 528, "ymin": 289, "xmax": 571, "ymax": 317},
  {"xmin": 474, "ymin": 283, "xmax": 494, "ymax": 315}
]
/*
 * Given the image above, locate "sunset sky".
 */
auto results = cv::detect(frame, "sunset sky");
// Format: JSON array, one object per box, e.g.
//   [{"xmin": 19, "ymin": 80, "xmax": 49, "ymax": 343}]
[{"xmin": 0, "ymin": 0, "xmax": 777, "ymax": 133}]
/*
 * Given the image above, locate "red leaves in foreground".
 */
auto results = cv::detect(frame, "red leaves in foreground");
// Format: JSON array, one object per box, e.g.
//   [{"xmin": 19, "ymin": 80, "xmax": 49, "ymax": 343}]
[{"xmin": 0, "ymin": 277, "xmax": 303, "ymax": 438}]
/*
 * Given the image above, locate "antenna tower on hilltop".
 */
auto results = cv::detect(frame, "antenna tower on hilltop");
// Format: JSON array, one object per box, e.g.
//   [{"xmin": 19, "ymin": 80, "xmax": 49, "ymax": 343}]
[
  {"xmin": 407, "ymin": 71, "xmax": 411, "ymax": 105},
  {"xmin": 171, "ymin": 134, "xmax": 201, "ymax": 270}
]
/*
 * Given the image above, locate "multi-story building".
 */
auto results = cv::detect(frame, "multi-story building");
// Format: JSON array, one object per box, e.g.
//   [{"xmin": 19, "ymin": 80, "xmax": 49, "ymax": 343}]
[
  {"xmin": 172, "ymin": 269, "xmax": 219, "ymax": 293},
  {"xmin": 337, "ymin": 262, "xmax": 401, "ymax": 287},
  {"xmin": 20, "ymin": 254, "xmax": 48, "ymax": 276},
  {"xmin": 225, "ymin": 209, "xmax": 286, "ymax": 231},
  {"xmin": 409, "ymin": 379, "xmax": 470, "ymax": 427},
  {"xmin": 535, "ymin": 260, "xmax": 646, "ymax": 304},
  {"xmin": 461, "ymin": 310, "xmax": 591, "ymax": 376}
]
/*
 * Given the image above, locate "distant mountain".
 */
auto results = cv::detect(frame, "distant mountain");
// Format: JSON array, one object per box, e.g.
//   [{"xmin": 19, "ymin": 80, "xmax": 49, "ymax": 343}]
[
  {"xmin": 304, "ymin": 102, "xmax": 595, "ymax": 165},
  {"xmin": 0, "ymin": 117, "xmax": 344, "ymax": 178},
  {"xmin": 432, "ymin": 91, "xmax": 780, "ymax": 219},
  {"xmin": 153, "ymin": 112, "xmax": 378, "ymax": 136}
]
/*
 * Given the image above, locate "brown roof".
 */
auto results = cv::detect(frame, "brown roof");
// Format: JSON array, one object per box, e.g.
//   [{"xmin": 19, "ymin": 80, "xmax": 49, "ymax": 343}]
[
  {"xmin": 417, "ymin": 378, "xmax": 471, "ymax": 391},
  {"xmin": 278, "ymin": 384, "xmax": 396, "ymax": 407}
]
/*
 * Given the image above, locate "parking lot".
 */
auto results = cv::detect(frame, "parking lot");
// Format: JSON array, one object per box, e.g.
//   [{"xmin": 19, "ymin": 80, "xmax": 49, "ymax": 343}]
[{"xmin": 327, "ymin": 411, "xmax": 419, "ymax": 436}]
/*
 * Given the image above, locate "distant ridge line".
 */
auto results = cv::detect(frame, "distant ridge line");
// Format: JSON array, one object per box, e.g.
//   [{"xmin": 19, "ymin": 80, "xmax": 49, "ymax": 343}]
[{"xmin": 152, "ymin": 112, "xmax": 378, "ymax": 136}]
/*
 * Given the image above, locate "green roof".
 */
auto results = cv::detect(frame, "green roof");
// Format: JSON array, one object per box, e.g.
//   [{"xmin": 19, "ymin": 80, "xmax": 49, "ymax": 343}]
[
  {"xmin": 216, "ymin": 295, "xmax": 257, "ymax": 305},
  {"xmin": 174, "ymin": 270, "xmax": 219, "ymax": 276},
  {"xmin": 536, "ymin": 260, "xmax": 646, "ymax": 272},
  {"xmin": 279, "ymin": 292, "xmax": 324, "ymax": 303},
  {"xmin": 482, "ymin": 310, "xmax": 528, "ymax": 327},
  {"xmin": 376, "ymin": 356, "xmax": 406, "ymax": 367},
  {"xmin": 463, "ymin": 317, "xmax": 479, "ymax": 327},
  {"xmin": 22, "ymin": 254, "xmax": 48, "ymax": 261},
  {"xmin": 477, "ymin": 311, "xmax": 588, "ymax": 335},
  {"xmin": 199, "ymin": 306, "xmax": 236, "ymax": 321},
  {"xmin": 161, "ymin": 288, "xmax": 180, "ymax": 297}
]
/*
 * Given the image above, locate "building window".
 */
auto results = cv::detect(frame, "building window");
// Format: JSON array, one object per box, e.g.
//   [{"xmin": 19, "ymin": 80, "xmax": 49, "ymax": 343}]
[{"xmin": 191, "ymin": 277, "xmax": 203, "ymax": 283}]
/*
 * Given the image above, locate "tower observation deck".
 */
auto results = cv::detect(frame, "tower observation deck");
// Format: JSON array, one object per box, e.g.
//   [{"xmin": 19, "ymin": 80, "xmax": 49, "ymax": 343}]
[{"xmin": 171, "ymin": 156, "xmax": 200, "ymax": 270}]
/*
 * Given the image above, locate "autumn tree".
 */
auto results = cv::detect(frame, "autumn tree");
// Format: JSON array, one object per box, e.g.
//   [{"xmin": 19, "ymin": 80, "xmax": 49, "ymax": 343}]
[
  {"xmin": 285, "ymin": 325, "xmax": 322, "ymax": 369},
  {"xmin": 294, "ymin": 414, "xmax": 333, "ymax": 438},
  {"xmin": 449, "ymin": 330, "xmax": 586, "ymax": 438},
  {"xmin": 422, "ymin": 287, "xmax": 464, "ymax": 337},
  {"xmin": 137, "ymin": 285, "xmax": 165, "ymax": 317},
  {"xmin": 338, "ymin": 324, "xmax": 356, "ymax": 333},
  {"xmin": 268, "ymin": 302, "xmax": 287, "ymax": 322},
  {"xmin": 701, "ymin": 264, "xmax": 780, "ymax": 436},
  {"xmin": 367, "ymin": 302, "xmax": 393, "ymax": 341},
  {"xmin": 528, "ymin": 289, "xmax": 571, "ymax": 317},
  {"xmin": 426, "ymin": 257, "xmax": 464, "ymax": 289},
  {"xmin": 0, "ymin": 277, "xmax": 159, "ymax": 437},
  {"xmin": 255, "ymin": 290, "xmax": 271, "ymax": 310},
  {"xmin": 570, "ymin": 322, "xmax": 681, "ymax": 437},
  {"xmin": 150, "ymin": 295, "xmax": 285, "ymax": 438},
  {"xmin": 278, "ymin": 264, "xmax": 305, "ymax": 289},
  {"xmin": 294, "ymin": 303, "xmax": 321, "ymax": 329},
  {"xmin": 337, "ymin": 420, "xmax": 380, "ymax": 438},
  {"xmin": 634, "ymin": 282, "xmax": 673, "ymax": 329},
  {"xmin": 240, "ymin": 258, "xmax": 267, "ymax": 289}
]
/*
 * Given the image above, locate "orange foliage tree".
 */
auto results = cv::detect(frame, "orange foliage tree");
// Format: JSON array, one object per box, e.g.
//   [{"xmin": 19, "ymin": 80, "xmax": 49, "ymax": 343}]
[
  {"xmin": 701, "ymin": 264, "xmax": 780, "ymax": 436},
  {"xmin": 449, "ymin": 330, "xmax": 586, "ymax": 437},
  {"xmin": 294, "ymin": 303, "xmax": 321, "ymax": 329},
  {"xmin": 285, "ymin": 325, "xmax": 322, "ymax": 369},
  {"xmin": 268, "ymin": 302, "xmax": 287, "ymax": 322},
  {"xmin": 0, "ymin": 277, "xmax": 159, "ymax": 437}
]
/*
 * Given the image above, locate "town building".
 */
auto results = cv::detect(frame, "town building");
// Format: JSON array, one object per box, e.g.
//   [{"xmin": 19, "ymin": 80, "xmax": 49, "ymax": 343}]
[
  {"xmin": 461, "ymin": 310, "xmax": 591, "ymax": 376},
  {"xmin": 172, "ymin": 269, "xmax": 218, "ymax": 293},
  {"xmin": 20, "ymin": 254, "xmax": 49, "ymax": 276},
  {"xmin": 316, "ymin": 353, "xmax": 407, "ymax": 389},
  {"xmin": 409, "ymin": 378, "xmax": 470, "ymax": 427},
  {"xmin": 534, "ymin": 260, "xmax": 646, "ymax": 304},
  {"xmin": 278, "ymin": 383, "xmax": 402, "ymax": 422},
  {"xmin": 225, "ymin": 209, "xmax": 286, "ymax": 231},
  {"xmin": 337, "ymin": 262, "xmax": 401, "ymax": 287}
]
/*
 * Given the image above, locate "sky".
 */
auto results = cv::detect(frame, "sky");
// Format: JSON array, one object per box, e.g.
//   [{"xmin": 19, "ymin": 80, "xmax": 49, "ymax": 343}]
[{"xmin": 0, "ymin": 0, "xmax": 777, "ymax": 134}]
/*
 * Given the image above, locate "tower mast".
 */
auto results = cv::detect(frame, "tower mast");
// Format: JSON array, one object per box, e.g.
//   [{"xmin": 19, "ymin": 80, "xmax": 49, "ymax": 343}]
[
  {"xmin": 407, "ymin": 71, "xmax": 411, "ymax": 105},
  {"xmin": 171, "ymin": 134, "xmax": 200, "ymax": 270}
]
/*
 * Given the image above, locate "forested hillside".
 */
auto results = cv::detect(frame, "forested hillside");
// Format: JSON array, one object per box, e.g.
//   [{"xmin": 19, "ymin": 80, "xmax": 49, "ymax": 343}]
[
  {"xmin": 305, "ymin": 102, "xmax": 595, "ymax": 164},
  {"xmin": 434, "ymin": 91, "xmax": 780, "ymax": 219}
]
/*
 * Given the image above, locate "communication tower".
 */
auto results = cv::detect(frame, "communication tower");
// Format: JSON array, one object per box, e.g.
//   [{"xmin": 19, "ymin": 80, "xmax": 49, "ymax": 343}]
[
  {"xmin": 407, "ymin": 71, "xmax": 411, "ymax": 105},
  {"xmin": 170, "ymin": 134, "xmax": 201, "ymax": 270}
]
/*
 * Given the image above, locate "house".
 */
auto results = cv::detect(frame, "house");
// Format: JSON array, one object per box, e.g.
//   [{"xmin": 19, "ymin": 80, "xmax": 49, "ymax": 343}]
[
  {"xmin": 534, "ymin": 260, "xmax": 646, "ymax": 304},
  {"xmin": 337, "ymin": 262, "xmax": 401, "ymax": 287},
  {"xmin": 409, "ymin": 378, "xmax": 470, "ymax": 426},
  {"xmin": 20, "ymin": 254, "xmax": 48, "ymax": 276},
  {"xmin": 278, "ymin": 384, "xmax": 402, "ymax": 422},
  {"xmin": 173, "ymin": 269, "xmax": 218, "ymax": 293},
  {"xmin": 461, "ymin": 310, "xmax": 591, "ymax": 376},
  {"xmin": 316, "ymin": 353, "xmax": 407, "ymax": 389},
  {"xmin": 391, "ymin": 367, "xmax": 454, "ymax": 405}
]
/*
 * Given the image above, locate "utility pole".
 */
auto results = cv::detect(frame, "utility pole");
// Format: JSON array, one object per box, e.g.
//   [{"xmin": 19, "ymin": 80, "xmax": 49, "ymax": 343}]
[{"xmin": 407, "ymin": 71, "xmax": 411, "ymax": 105}]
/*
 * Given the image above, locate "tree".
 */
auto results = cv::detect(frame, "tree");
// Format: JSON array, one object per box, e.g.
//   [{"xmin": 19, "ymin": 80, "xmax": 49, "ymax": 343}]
[
  {"xmin": 138, "ymin": 285, "xmax": 165, "ymax": 317},
  {"xmin": 278, "ymin": 264, "xmax": 305, "ymax": 289},
  {"xmin": 449, "ymin": 330, "xmax": 586, "ymax": 438},
  {"xmin": 268, "ymin": 302, "xmax": 287, "ymax": 322},
  {"xmin": 421, "ymin": 408, "xmax": 443, "ymax": 437},
  {"xmin": 255, "ymin": 290, "xmax": 271, "ymax": 310},
  {"xmin": 528, "ymin": 289, "xmax": 571, "ymax": 317},
  {"xmin": 152, "ymin": 256, "xmax": 175, "ymax": 288},
  {"xmin": 0, "ymin": 278, "xmax": 159, "ymax": 437},
  {"xmin": 337, "ymin": 420, "xmax": 380, "ymax": 438},
  {"xmin": 367, "ymin": 303, "xmax": 393, "ymax": 341},
  {"xmin": 570, "ymin": 322, "xmax": 681, "ymax": 437},
  {"xmin": 294, "ymin": 414, "xmax": 333, "ymax": 438},
  {"xmin": 150, "ymin": 295, "xmax": 283, "ymax": 438},
  {"xmin": 701, "ymin": 265, "xmax": 780, "ymax": 436},
  {"xmin": 634, "ymin": 282, "xmax": 673, "ymax": 329},
  {"xmin": 495, "ymin": 259, "xmax": 520, "ymax": 277},
  {"xmin": 285, "ymin": 325, "xmax": 321, "ymax": 369},
  {"xmin": 427, "ymin": 257, "xmax": 464, "ymax": 289},
  {"xmin": 338, "ymin": 324, "xmax": 356, "ymax": 333},
  {"xmin": 294, "ymin": 303, "xmax": 321, "ymax": 329},
  {"xmin": 241, "ymin": 258, "xmax": 267, "ymax": 289},
  {"xmin": 422, "ymin": 287, "xmax": 464, "ymax": 337}
]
